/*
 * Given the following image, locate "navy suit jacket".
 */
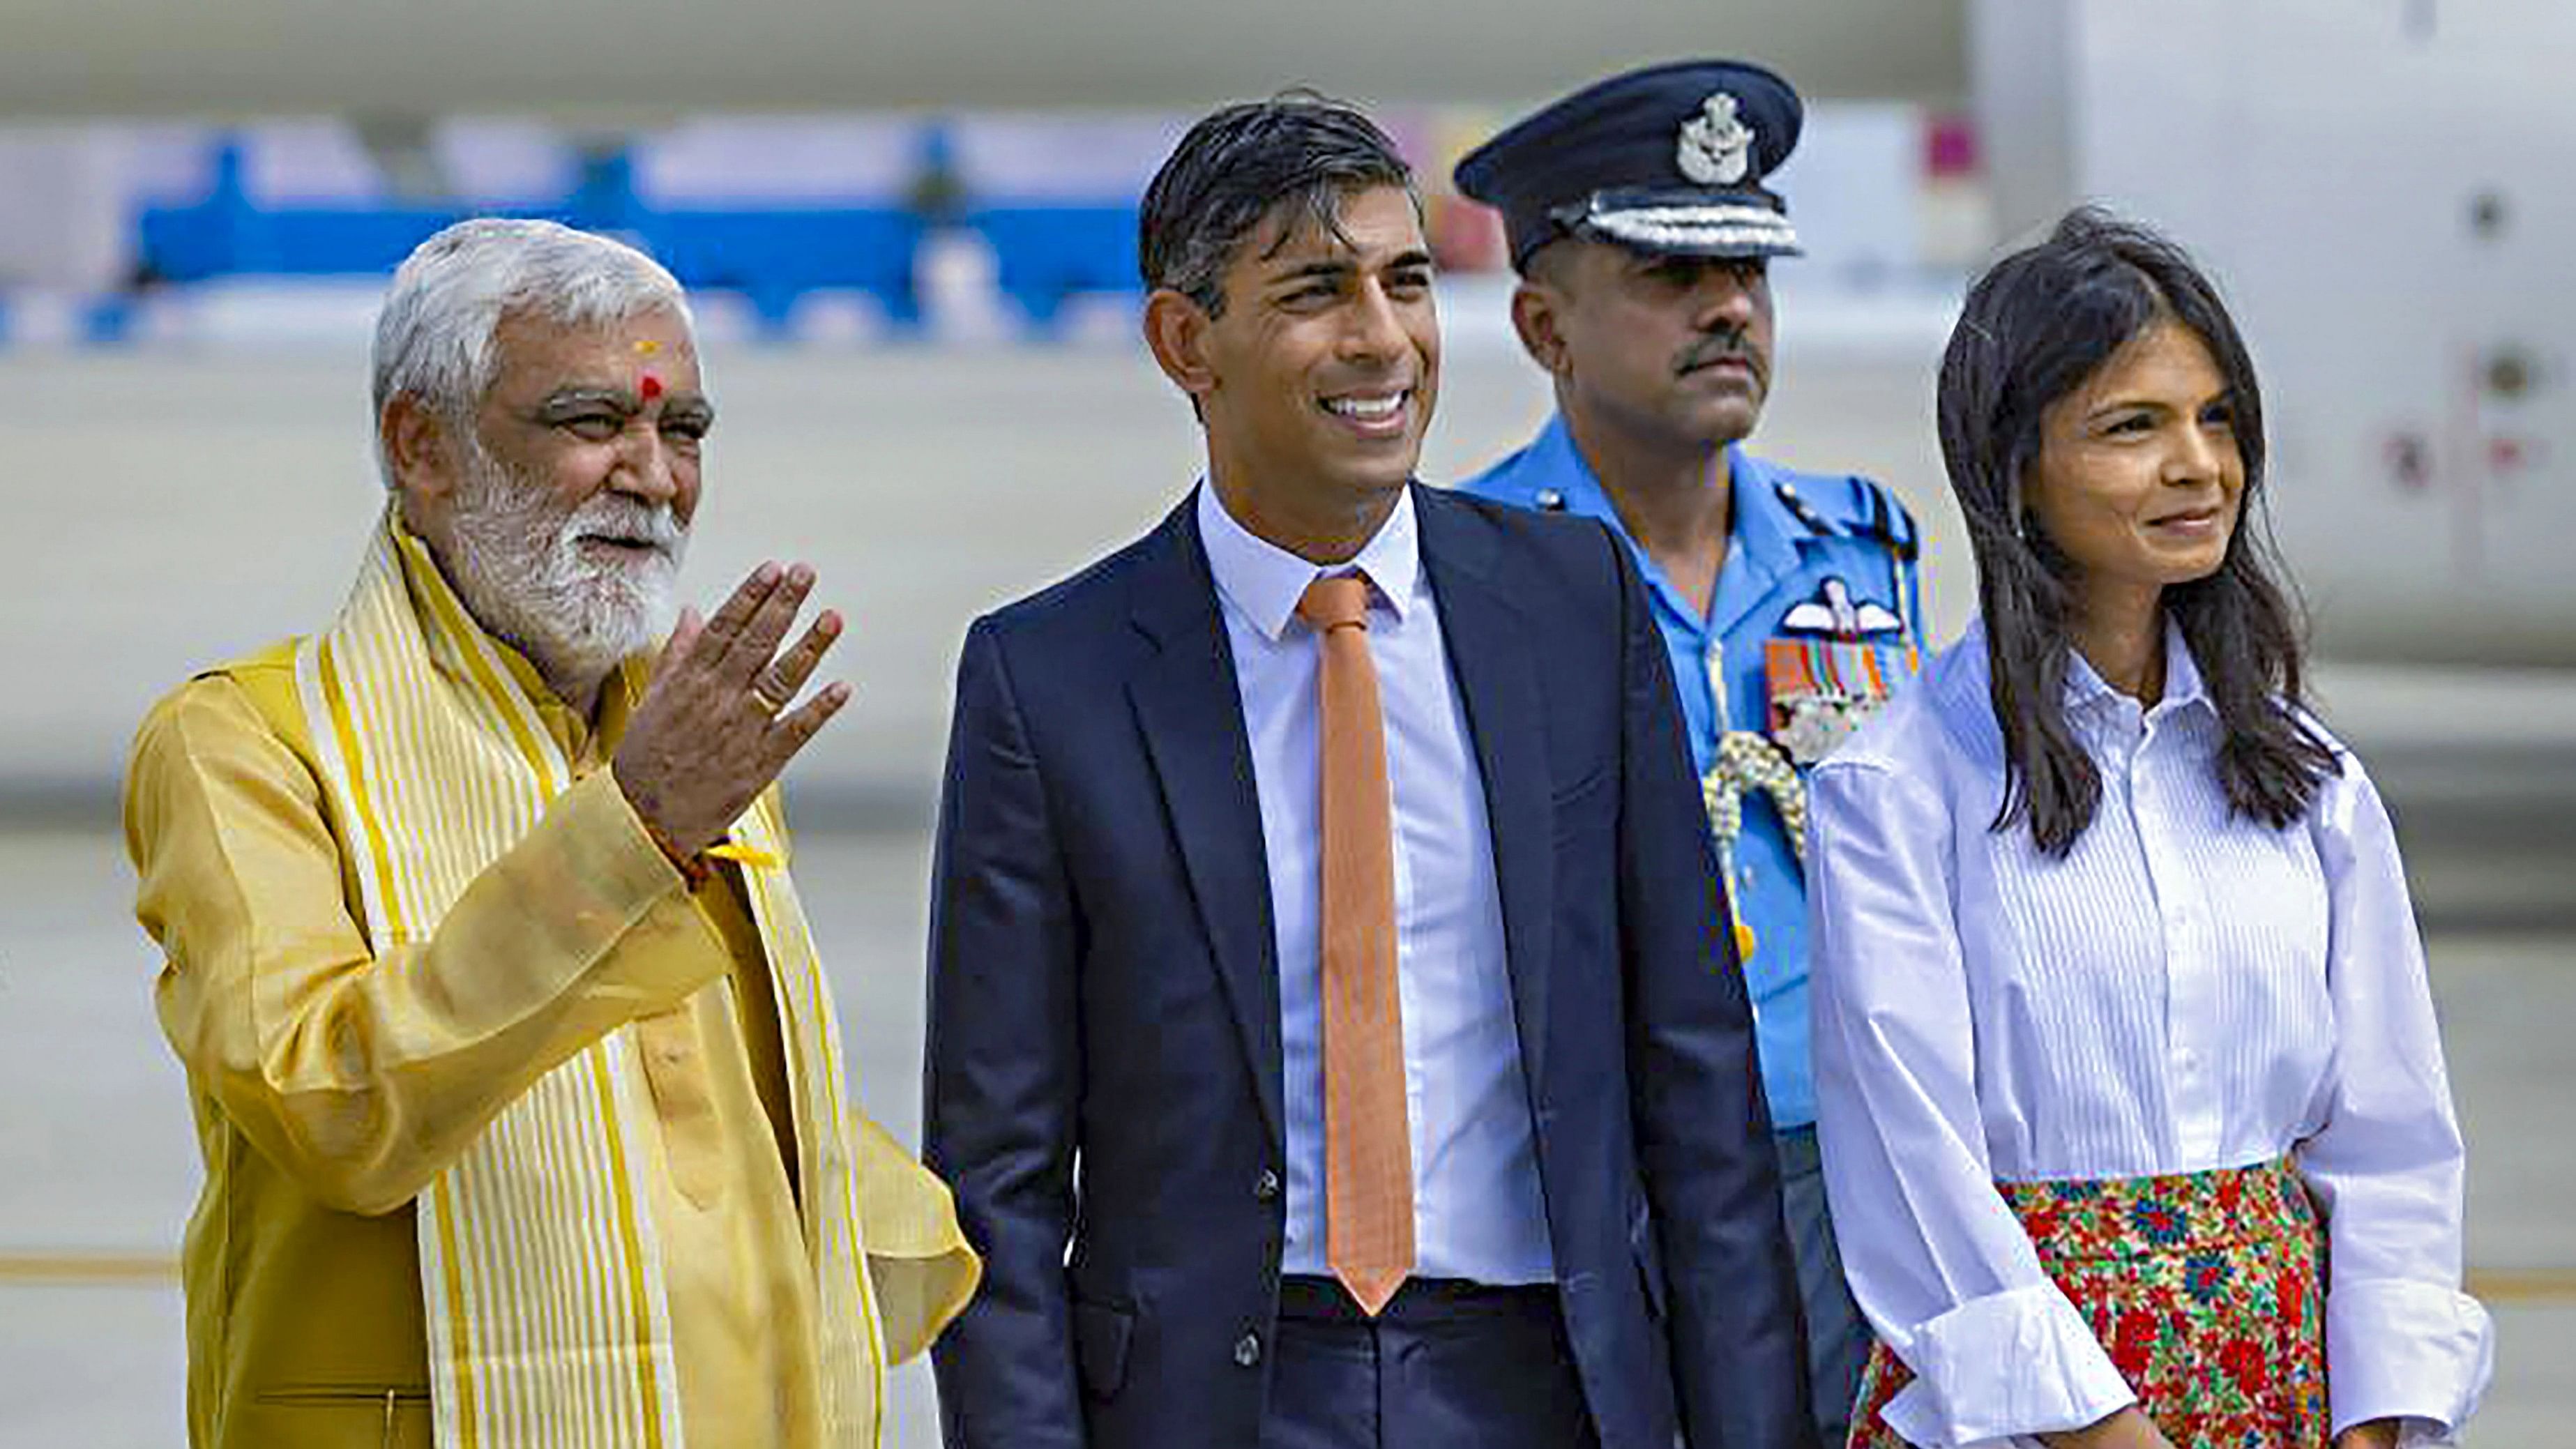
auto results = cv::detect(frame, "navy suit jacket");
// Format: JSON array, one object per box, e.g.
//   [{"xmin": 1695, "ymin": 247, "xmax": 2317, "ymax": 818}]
[{"xmin": 924, "ymin": 485, "xmax": 1814, "ymax": 1449}]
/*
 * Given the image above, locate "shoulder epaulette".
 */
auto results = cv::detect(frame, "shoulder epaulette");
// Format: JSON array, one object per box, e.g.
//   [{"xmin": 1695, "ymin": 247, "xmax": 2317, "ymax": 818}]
[
  {"xmin": 1769, "ymin": 477, "xmax": 1838, "ymax": 536},
  {"xmin": 1846, "ymin": 475, "xmax": 1920, "ymax": 562}
]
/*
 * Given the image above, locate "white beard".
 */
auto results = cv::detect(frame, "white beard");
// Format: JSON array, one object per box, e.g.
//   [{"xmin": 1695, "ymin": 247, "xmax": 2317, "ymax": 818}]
[{"xmin": 441, "ymin": 443, "xmax": 688, "ymax": 700}]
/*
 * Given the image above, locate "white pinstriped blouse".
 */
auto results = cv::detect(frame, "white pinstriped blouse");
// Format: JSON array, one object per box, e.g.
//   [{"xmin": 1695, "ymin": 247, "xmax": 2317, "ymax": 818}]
[{"xmin": 1806, "ymin": 619, "xmax": 2492, "ymax": 1449}]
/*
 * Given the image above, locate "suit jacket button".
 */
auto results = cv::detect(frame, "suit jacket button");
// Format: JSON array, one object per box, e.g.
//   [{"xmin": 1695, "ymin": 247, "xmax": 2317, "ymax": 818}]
[
  {"xmin": 1253, "ymin": 1168, "xmax": 1281, "ymax": 1201},
  {"xmin": 1233, "ymin": 1331, "xmax": 1263, "ymax": 1367}
]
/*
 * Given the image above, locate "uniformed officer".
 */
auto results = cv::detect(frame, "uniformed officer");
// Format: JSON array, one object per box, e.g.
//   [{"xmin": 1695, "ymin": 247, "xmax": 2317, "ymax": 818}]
[{"xmin": 1454, "ymin": 59, "xmax": 1926, "ymax": 1446}]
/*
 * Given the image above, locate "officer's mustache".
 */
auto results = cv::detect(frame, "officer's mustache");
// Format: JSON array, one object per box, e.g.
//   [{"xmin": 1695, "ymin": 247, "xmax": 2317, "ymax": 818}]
[{"xmin": 1675, "ymin": 331, "xmax": 1763, "ymax": 379}]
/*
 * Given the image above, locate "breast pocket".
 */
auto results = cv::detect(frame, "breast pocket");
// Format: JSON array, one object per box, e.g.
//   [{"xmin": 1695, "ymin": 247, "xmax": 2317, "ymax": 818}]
[{"xmin": 634, "ymin": 1001, "xmax": 726, "ymax": 1209}]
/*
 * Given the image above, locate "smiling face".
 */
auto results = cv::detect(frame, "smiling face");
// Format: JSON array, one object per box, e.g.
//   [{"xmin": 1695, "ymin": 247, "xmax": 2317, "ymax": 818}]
[
  {"xmin": 1172, "ymin": 184, "xmax": 1439, "ymax": 533},
  {"xmin": 396, "ymin": 305, "xmax": 713, "ymax": 692},
  {"xmin": 2026, "ymin": 317, "xmax": 2245, "ymax": 621},
  {"xmin": 1517, "ymin": 239, "xmax": 1774, "ymax": 452}
]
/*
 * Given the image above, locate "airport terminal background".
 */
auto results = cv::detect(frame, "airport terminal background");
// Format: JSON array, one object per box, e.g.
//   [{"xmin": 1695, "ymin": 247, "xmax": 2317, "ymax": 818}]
[{"xmin": 3, "ymin": 7, "xmax": 2572, "ymax": 1445}]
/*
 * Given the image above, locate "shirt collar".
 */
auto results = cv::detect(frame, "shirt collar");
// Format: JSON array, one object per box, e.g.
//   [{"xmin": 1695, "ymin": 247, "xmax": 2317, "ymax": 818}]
[
  {"xmin": 2062, "ymin": 614, "xmax": 2212, "ymax": 721},
  {"xmin": 1930, "ymin": 613, "xmax": 2214, "ymax": 766},
  {"xmin": 1527, "ymin": 413, "xmax": 1801, "ymax": 628},
  {"xmin": 1712, "ymin": 446, "xmax": 1803, "ymax": 573},
  {"xmin": 1705, "ymin": 448, "xmax": 1806, "ymax": 634},
  {"xmin": 1196, "ymin": 480, "xmax": 1420, "ymax": 643},
  {"xmin": 2159, "ymin": 616, "xmax": 2211, "ymax": 713}
]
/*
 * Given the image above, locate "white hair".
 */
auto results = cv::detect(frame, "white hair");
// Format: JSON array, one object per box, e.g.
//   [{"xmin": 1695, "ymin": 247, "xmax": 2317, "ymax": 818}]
[{"xmin": 370, "ymin": 218, "xmax": 695, "ymax": 487}]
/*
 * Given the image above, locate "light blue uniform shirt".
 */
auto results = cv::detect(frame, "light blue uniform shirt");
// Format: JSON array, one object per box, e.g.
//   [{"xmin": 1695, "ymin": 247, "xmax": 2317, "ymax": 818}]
[{"xmin": 1461, "ymin": 414, "xmax": 1923, "ymax": 1129}]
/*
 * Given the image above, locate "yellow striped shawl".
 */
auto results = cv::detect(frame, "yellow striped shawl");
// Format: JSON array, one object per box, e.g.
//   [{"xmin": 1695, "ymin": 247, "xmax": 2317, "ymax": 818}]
[{"xmin": 293, "ymin": 516, "xmax": 891, "ymax": 1448}]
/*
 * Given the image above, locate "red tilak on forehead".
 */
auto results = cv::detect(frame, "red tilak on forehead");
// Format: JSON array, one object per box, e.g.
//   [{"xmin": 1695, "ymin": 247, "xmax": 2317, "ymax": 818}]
[{"xmin": 639, "ymin": 372, "xmax": 664, "ymax": 401}]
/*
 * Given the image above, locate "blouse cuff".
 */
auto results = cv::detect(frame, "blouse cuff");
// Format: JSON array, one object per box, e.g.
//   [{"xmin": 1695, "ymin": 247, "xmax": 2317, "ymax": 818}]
[
  {"xmin": 1879, "ymin": 1283, "xmax": 2136, "ymax": 1448},
  {"xmin": 2325, "ymin": 1277, "xmax": 2493, "ymax": 1442}
]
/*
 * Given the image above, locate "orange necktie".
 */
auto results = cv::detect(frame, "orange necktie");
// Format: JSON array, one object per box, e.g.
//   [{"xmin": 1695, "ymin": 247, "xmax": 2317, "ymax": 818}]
[{"xmin": 1297, "ymin": 573, "xmax": 1414, "ymax": 1317}]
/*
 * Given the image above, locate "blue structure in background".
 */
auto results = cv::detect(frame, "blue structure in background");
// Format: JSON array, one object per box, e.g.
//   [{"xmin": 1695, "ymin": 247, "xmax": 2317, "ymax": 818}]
[
  {"xmin": 0, "ymin": 294, "xmax": 141, "ymax": 347},
  {"xmin": 138, "ymin": 144, "xmax": 485, "ymax": 286},
  {"xmin": 128, "ymin": 128, "xmax": 1148, "ymax": 337},
  {"xmin": 586, "ymin": 150, "xmax": 930, "ymax": 330},
  {"xmin": 969, "ymin": 204, "xmax": 1139, "ymax": 328}
]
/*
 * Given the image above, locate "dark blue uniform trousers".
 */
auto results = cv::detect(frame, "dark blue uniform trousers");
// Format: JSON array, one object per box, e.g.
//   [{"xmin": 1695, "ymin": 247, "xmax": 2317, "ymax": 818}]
[{"xmin": 1257, "ymin": 1277, "xmax": 1602, "ymax": 1449}]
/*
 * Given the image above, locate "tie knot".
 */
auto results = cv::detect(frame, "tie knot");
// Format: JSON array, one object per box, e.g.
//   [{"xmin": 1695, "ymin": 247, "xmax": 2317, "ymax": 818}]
[{"xmin": 1297, "ymin": 574, "xmax": 1372, "ymax": 633}]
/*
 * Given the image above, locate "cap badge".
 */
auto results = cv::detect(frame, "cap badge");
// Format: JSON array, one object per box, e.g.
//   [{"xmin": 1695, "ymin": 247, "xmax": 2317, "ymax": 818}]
[{"xmin": 1677, "ymin": 91, "xmax": 1755, "ymax": 186}]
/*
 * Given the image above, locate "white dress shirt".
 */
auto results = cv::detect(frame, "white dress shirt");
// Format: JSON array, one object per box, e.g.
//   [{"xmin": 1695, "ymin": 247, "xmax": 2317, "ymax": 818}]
[
  {"xmin": 1196, "ymin": 482, "xmax": 1555, "ymax": 1286},
  {"xmin": 1807, "ymin": 618, "xmax": 2491, "ymax": 1448}
]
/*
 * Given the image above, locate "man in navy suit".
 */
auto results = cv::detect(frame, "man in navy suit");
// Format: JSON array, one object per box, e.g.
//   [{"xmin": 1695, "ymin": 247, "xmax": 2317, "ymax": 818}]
[{"xmin": 923, "ymin": 94, "xmax": 1815, "ymax": 1449}]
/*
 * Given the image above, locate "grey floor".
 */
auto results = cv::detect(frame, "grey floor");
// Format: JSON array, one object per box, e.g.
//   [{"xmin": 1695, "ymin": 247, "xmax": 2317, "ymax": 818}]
[{"xmin": 3, "ymin": 316, "xmax": 2568, "ymax": 1444}]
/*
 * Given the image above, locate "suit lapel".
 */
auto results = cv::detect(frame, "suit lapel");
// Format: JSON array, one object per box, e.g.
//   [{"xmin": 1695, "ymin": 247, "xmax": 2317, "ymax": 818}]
[
  {"xmin": 1126, "ymin": 501, "xmax": 1286, "ymax": 1148},
  {"xmin": 1417, "ymin": 488, "xmax": 1554, "ymax": 1090}
]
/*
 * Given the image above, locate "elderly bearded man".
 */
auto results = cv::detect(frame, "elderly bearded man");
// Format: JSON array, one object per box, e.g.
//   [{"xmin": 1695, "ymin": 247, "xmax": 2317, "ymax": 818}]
[{"xmin": 124, "ymin": 219, "xmax": 978, "ymax": 1449}]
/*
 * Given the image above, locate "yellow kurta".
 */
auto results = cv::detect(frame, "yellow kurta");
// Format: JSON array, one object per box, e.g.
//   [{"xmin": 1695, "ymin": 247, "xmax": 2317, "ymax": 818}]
[{"xmin": 126, "ymin": 537, "xmax": 975, "ymax": 1449}]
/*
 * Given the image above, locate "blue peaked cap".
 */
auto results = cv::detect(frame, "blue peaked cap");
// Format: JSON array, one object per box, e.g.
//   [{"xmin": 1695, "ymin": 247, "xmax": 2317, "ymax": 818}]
[{"xmin": 1454, "ymin": 59, "xmax": 1805, "ymax": 271}]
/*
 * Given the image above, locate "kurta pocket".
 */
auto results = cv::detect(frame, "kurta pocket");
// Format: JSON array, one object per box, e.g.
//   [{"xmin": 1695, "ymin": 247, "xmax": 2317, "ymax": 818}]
[
  {"xmin": 634, "ymin": 1002, "xmax": 727, "ymax": 1208},
  {"xmin": 245, "ymin": 1385, "xmax": 431, "ymax": 1448}
]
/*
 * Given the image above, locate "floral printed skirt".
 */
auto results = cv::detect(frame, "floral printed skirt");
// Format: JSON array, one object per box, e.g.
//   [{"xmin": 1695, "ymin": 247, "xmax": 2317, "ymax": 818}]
[{"xmin": 1848, "ymin": 1156, "xmax": 2330, "ymax": 1448}]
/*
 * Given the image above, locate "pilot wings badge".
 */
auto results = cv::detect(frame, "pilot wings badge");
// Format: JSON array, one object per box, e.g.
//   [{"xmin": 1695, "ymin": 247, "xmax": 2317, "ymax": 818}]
[
  {"xmin": 1778, "ymin": 577, "xmax": 1904, "ymax": 641},
  {"xmin": 1677, "ymin": 91, "xmax": 1755, "ymax": 186}
]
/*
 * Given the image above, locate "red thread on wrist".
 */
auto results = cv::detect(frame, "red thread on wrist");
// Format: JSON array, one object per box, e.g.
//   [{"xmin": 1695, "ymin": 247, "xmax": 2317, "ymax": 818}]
[{"xmin": 640, "ymin": 814, "xmax": 712, "ymax": 890}]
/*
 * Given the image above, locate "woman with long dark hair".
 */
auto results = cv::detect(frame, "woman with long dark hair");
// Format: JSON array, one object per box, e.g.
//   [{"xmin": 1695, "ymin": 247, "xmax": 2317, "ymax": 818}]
[{"xmin": 1806, "ymin": 208, "xmax": 2491, "ymax": 1449}]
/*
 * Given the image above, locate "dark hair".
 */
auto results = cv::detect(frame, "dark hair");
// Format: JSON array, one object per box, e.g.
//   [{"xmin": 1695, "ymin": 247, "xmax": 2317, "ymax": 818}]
[
  {"xmin": 1138, "ymin": 91, "xmax": 1415, "ymax": 317},
  {"xmin": 1937, "ymin": 206, "xmax": 2338, "ymax": 856}
]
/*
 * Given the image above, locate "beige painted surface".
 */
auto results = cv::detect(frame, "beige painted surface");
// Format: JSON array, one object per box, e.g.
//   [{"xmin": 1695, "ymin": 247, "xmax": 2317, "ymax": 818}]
[{"xmin": 1, "ymin": 0, "xmax": 1965, "ymax": 120}]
